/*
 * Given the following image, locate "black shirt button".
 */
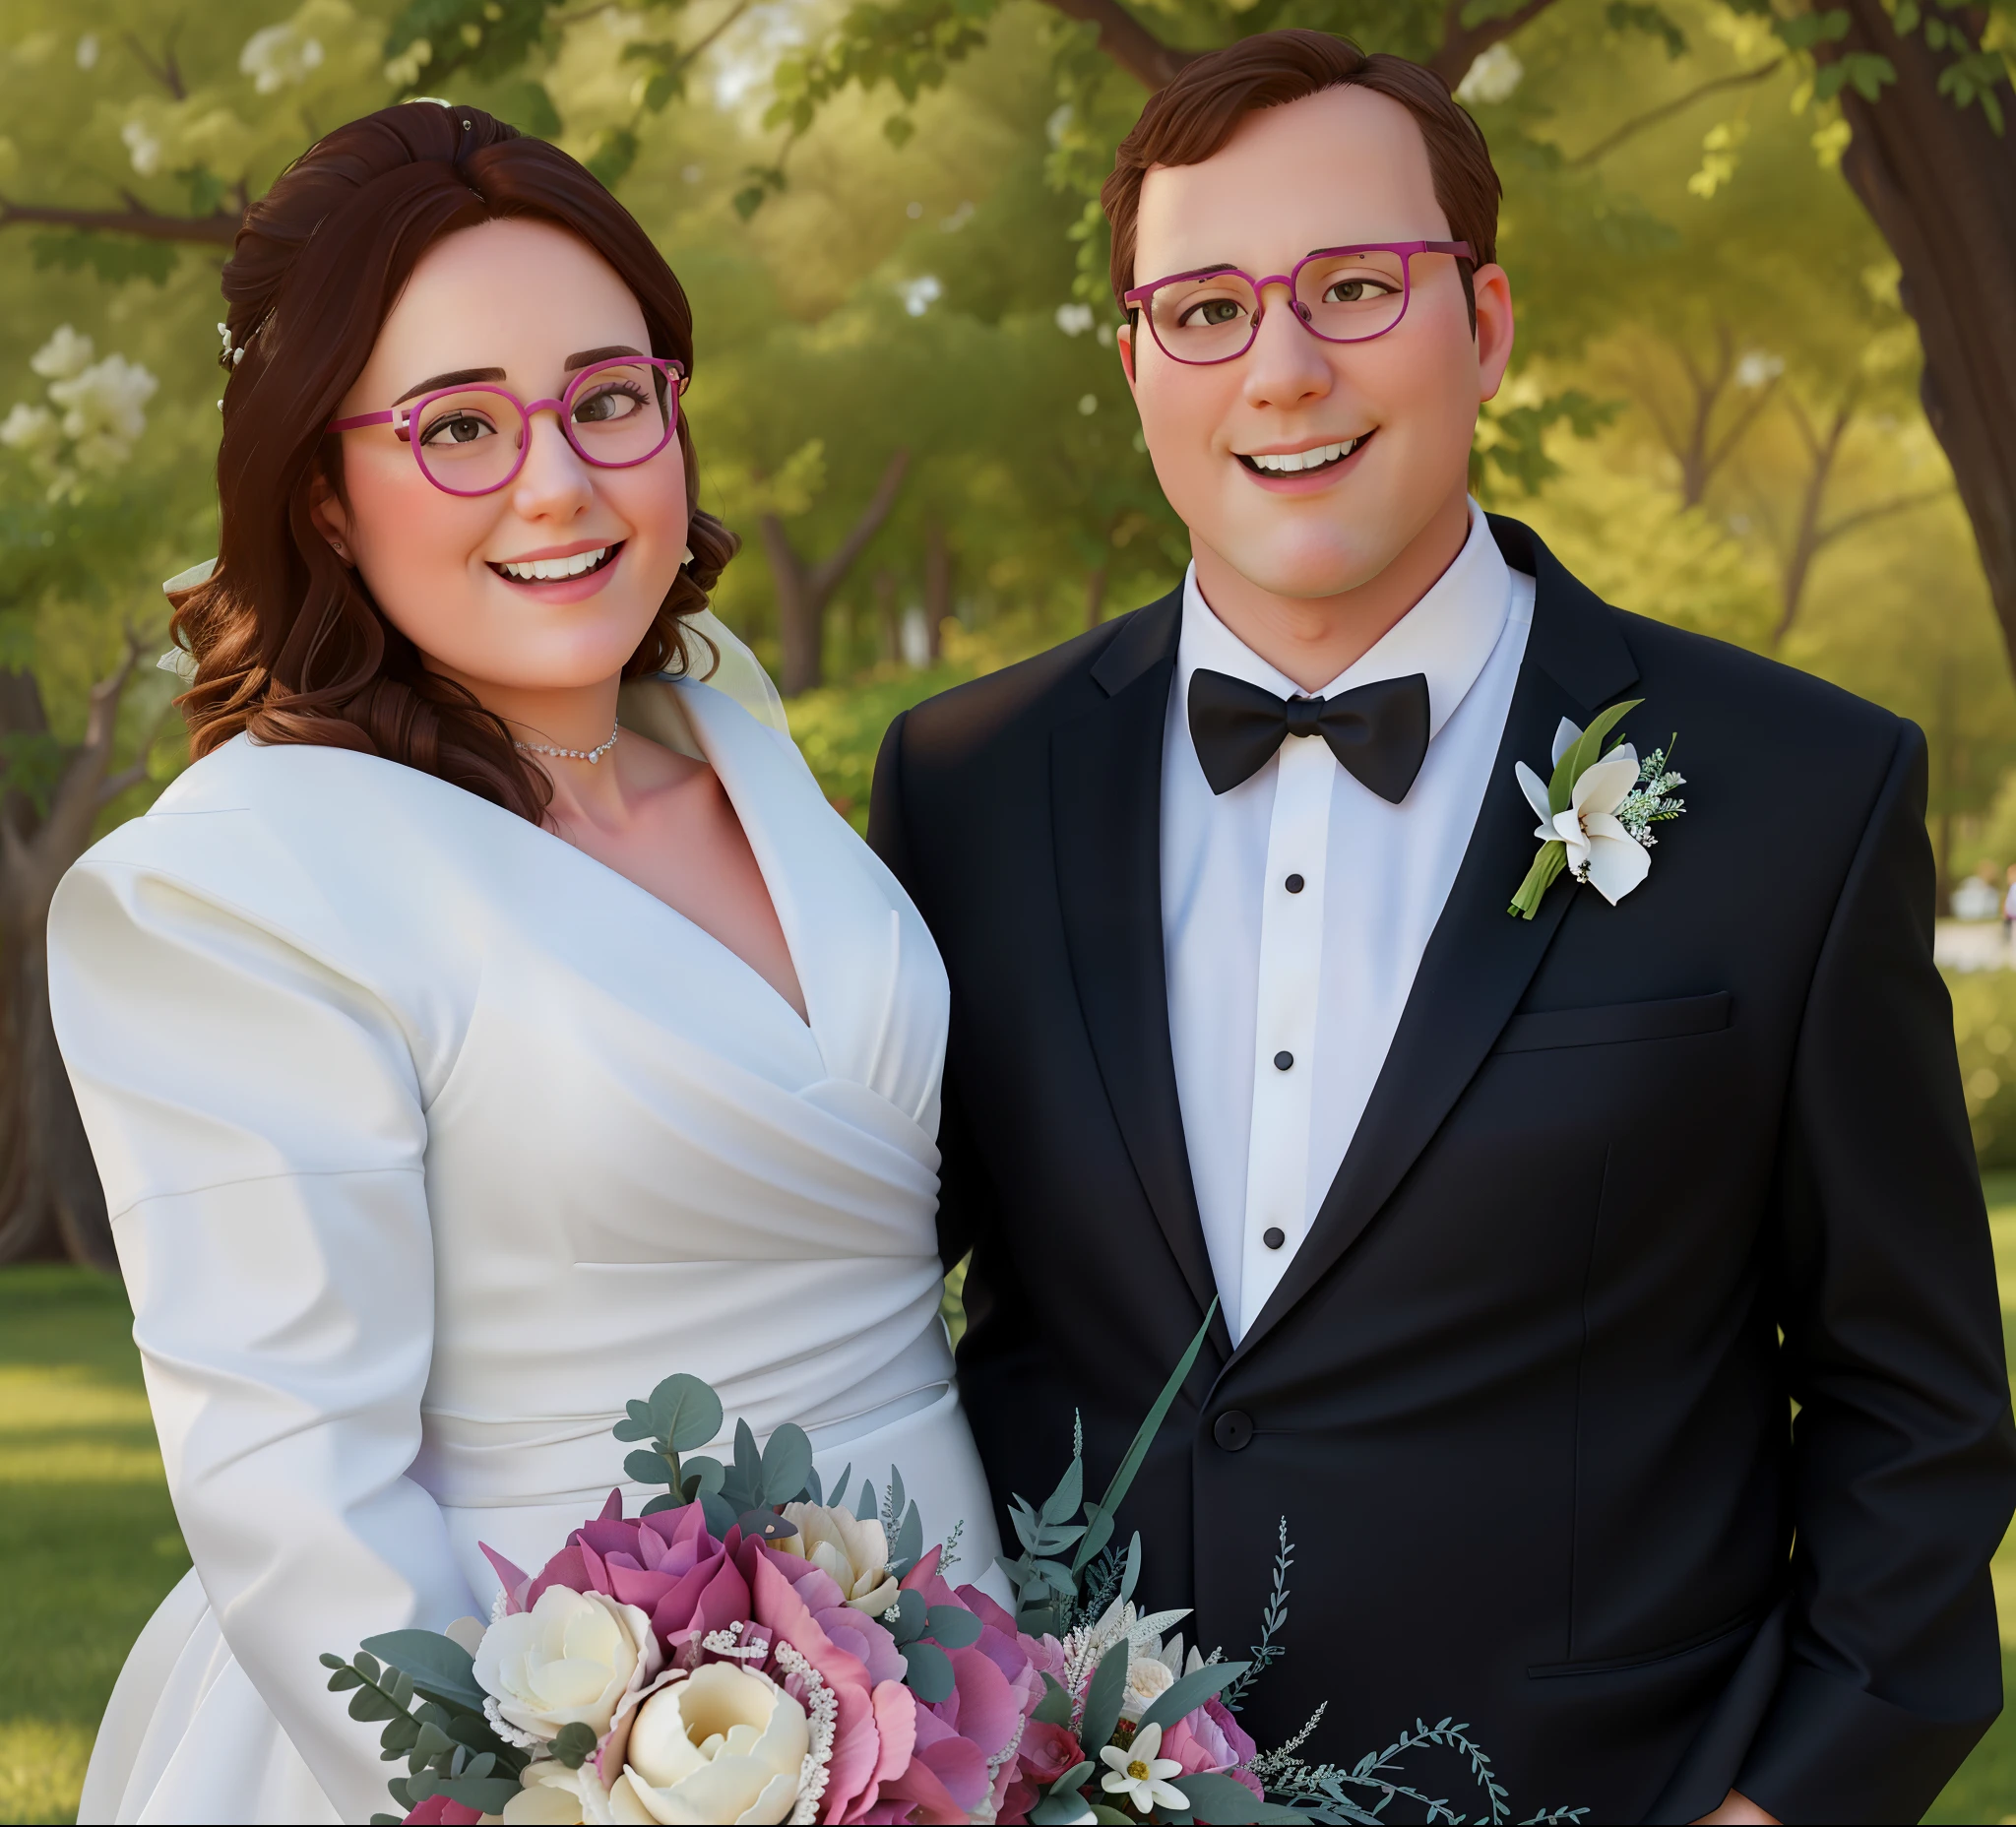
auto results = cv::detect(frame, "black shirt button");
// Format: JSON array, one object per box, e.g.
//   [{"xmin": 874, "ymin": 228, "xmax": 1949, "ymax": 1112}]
[
  {"xmin": 1213, "ymin": 1410, "xmax": 1254, "ymax": 1452},
  {"xmin": 1285, "ymin": 873, "xmax": 1305, "ymax": 894},
  {"xmin": 1263, "ymin": 1227, "xmax": 1286, "ymax": 1250},
  {"xmin": 1274, "ymin": 1050, "xmax": 1293, "ymax": 1071}
]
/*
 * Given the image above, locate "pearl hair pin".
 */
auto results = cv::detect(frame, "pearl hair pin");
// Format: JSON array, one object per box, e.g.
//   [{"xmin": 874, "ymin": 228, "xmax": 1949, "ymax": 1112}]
[{"xmin": 515, "ymin": 724, "xmax": 619, "ymax": 765}]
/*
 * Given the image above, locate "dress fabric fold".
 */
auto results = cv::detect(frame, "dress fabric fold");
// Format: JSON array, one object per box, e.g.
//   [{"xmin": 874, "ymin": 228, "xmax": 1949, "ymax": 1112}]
[{"xmin": 49, "ymin": 678, "xmax": 999, "ymax": 1826}]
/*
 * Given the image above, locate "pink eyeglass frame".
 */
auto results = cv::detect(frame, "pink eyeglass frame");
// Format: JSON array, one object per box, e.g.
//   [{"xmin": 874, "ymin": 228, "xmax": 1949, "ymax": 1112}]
[
  {"xmin": 325, "ymin": 354, "xmax": 689, "ymax": 497},
  {"xmin": 1122, "ymin": 241, "xmax": 1474, "ymax": 365}
]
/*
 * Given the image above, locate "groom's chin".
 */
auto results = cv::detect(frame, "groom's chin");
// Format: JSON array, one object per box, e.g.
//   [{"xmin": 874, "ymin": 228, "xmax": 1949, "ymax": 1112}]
[{"xmin": 1196, "ymin": 527, "xmax": 1397, "ymax": 605}]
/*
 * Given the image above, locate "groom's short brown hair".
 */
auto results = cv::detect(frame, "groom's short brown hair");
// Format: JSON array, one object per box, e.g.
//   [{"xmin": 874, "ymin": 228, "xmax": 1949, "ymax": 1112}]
[{"xmin": 1101, "ymin": 30, "xmax": 1502, "ymax": 323}]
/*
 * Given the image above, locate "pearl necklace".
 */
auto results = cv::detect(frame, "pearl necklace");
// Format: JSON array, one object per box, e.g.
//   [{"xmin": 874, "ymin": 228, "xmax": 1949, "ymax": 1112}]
[{"xmin": 514, "ymin": 723, "xmax": 619, "ymax": 765}]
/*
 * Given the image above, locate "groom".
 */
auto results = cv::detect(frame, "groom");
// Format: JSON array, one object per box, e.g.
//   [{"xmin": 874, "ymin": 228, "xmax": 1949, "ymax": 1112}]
[{"xmin": 869, "ymin": 30, "xmax": 2016, "ymax": 1823}]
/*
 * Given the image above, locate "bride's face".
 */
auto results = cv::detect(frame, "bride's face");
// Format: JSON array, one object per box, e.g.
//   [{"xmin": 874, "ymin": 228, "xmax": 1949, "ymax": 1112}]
[{"xmin": 315, "ymin": 217, "xmax": 689, "ymax": 696}]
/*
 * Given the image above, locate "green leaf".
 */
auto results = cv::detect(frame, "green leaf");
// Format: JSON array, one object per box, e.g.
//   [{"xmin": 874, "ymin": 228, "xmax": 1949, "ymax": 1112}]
[
  {"xmin": 890, "ymin": 1499, "xmax": 924, "ymax": 1574},
  {"xmin": 1034, "ymin": 1672, "xmax": 1074, "ymax": 1726},
  {"xmin": 924, "ymin": 1604, "xmax": 984, "ymax": 1648},
  {"xmin": 550, "ymin": 1721, "xmax": 597, "ymax": 1770},
  {"xmin": 903, "ymin": 1637, "xmax": 956, "ymax": 1702},
  {"xmin": 29, "ymin": 232, "xmax": 175, "ymax": 287},
  {"xmin": 358, "ymin": 1631, "xmax": 485, "ymax": 1714},
  {"xmin": 626, "ymin": 1447, "xmax": 674, "ymax": 1486},
  {"xmin": 1075, "ymin": 1499, "xmax": 1115, "ymax": 1570},
  {"xmin": 759, "ymin": 1422, "xmax": 814, "ymax": 1505},
  {"xmin": 698, "ymin": 1490, "xmax": 738, "ymax": 1539},
  {"xmin": 1178, "ymin": 1771, "xmax": 1309, "ymax": 1821},
  {"xmin": 1118, "ymin": 1533, "xmax": 1142, "ymax": 1605},
  {"xmin": 1079, "ymin": 1637, "xmax": 1130, "ymax": 1752},
  {"xmin": 1546, "ymin": 698, "xmax": 1641, "ymax": 814},
  {"xmin": 888, "ymin": 1587, "xmax": 926, "ymax": 1644},
  {"xmin": 647, "ymin": 1374, "xmax": 725, "ymax": 1452},
  {"xmin": 1039, "ymin": 1456, "xmax": 1083, "ymax": 1527},
  {"xmin": 1077, "ymin": 1301, "xmax": 1217, "ymax": 1573},
  {"xmin": 432, "ymin": 1775, "xmax": 523, "ymax": 1812},
  {"xmin": 1048, "ymin": 1760, "xmax": 1096, "ymax": 1796},
  {"xmin": 1508, "ymin": 839, "xmax": 1568, "ymax": 919},
  {"xmin": 679, "ymin": 1455, "xmax": 724, "ymax": 1501},
  {"xmin": 1137, "ymin": 1661, "xmax": 1249, "ymax": 1734}
]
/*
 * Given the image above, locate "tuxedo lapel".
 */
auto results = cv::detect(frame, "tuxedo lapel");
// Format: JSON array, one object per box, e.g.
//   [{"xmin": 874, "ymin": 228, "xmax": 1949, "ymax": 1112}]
[
  {"xmin": 1051, "ymin": 593, "xmax": 1228, "ymax": 1345},
  {"xmin": 1233, "ymin": 520, "xmax": 1641, "ymax": 1359}
]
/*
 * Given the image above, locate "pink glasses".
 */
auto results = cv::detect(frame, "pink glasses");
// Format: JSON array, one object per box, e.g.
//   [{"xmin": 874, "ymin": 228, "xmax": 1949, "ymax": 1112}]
[
  {"xmin": 1123, "ymin": 242, "xmax": 1474, "ymax": 366},
  {"xmin": 326, "ymin": 355, "xmax": 687, "ymax": 496}
]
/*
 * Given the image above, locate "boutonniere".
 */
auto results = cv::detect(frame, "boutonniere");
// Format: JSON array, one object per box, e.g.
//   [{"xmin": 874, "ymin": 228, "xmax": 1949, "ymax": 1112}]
[{"xmin": 1508, "ymin": 698, "xmax": 1686, "ymax": 919}]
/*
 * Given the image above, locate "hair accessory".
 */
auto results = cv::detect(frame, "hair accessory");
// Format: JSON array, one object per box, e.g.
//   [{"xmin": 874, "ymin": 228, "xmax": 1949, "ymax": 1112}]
[
  {"xmin": 681, "ymin": 544, "xmax": 695, "ymax": 566},
  {"xmin": 515, "ymin": 723, "xmax": 619, "ymax": 766},
  {"xmin": 217, "ymin": 317, "xmax": 266, "ymax": 369}
]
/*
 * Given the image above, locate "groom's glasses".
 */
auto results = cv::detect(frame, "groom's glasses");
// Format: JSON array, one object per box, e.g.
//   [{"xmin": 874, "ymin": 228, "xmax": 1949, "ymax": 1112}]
[
  {"xmin": 1123, "ymin": 242, "xmax": 1474, "ymax": 366},
  {"xmin": 326, "ymin": 354, "xmax": 687, "ymax": 497}
]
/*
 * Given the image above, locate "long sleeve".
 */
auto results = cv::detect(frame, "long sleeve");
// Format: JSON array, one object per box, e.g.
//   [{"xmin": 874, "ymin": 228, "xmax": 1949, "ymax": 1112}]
[
  {"xmin": 50, "ymin": 828, "xmax": 481, "ymax": 1824},
  {"xmin": 1738, "ymin": 722, "xmax": 2016, "ymax": 1822}
]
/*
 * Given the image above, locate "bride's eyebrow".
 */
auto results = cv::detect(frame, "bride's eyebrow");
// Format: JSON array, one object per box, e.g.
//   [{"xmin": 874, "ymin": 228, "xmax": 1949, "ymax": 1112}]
[
  {"xmin": 394, "ymin": 365, "xmax": 505, "ymax": 404},
  {"xmin": 565, "ymin": 345, "xmax": 645, "ymax": 369}
]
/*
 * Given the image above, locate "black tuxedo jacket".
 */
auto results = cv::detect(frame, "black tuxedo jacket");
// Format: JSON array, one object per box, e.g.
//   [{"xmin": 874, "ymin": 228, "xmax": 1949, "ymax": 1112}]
[{"xmin": 868, "ymin": 517, "xmax": 2016, "ymax": 1823}]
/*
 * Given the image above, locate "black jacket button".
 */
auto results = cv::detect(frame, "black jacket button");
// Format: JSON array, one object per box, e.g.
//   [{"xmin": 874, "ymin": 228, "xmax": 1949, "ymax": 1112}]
[
  {"xmin": 1285, "ymin": 873, "xmax": 1304, "ymax": 893},
  {"xmin": 1274, "ymin": 1050, "xmax": 1293, "ymax": 1071},
  {"xmin": 1213, "ymin": 1410, "xmax": 1254, "ymax": 1451},
  {"xmin": 1262, "ymin": 1227, "xmax": 1285, "ymax": 1249}
]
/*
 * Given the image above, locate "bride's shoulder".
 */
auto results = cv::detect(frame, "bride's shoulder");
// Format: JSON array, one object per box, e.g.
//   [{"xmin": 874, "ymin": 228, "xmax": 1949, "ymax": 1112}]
[{"xmin": 58, "ymin": 733, "xmax": 484, "ymax": 969}]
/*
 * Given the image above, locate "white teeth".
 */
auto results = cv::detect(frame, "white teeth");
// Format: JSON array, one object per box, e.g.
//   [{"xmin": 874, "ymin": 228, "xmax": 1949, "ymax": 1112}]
[
  {"xmin": 1244, "ymin": 437, "xmax": 1363, "ymax": 473},
  {"xmin": 497, "ymin": 546, "xmax": 609, "ymax": 581}
]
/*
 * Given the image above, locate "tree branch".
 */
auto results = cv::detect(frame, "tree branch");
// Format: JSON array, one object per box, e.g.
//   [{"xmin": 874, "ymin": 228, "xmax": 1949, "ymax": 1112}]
[
  {"xmin": 1428, "ymin": 0, "xmax": 1563, "ymax": 92},
  {"xmin": 123, "ymin": 26, "xmax": 187, "ymax": 101},
  {"xmin": 1030, "ymin": 0, "xmax": 1196, "ymax": 90},
  {"xmin": 1567, "ymin": 58, "xmax": 1785, "ymax": 167},
  {"xmin": 0, "ymin": 195, "xmax": 242, "ymax": 246},
  {"xmin": 674, "ymin": 0, "xmax": 757, "ymax": 73},
  {"xmin": 1816, "ymin": 485, "xmax": 1952, "ymax": 546},
  {"xmin": 807, "ymin": 450, "xmax": 913, "ymax": 599}
]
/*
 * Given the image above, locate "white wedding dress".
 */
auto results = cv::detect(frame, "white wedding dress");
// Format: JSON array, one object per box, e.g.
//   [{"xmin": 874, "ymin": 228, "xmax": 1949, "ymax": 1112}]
[{"xmin": 50, "ymin": 665, "xmax": 1002, "ymax": 1825}]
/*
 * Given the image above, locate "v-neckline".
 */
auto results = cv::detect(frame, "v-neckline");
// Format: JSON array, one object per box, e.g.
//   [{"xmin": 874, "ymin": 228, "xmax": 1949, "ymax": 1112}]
[{"xmin": 524, "ymin": 681, "xmax": 816, "ymax": 1039}]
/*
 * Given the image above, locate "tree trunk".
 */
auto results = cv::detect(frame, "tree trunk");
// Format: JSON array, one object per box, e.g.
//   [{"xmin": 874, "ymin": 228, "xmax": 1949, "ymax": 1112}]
[
  {"xmin": 874, "ymin": 568, "xmax": 900, "ymax": 663},
  {"xmin": 1775, "ymin": 399, "xmax": 1853, "ymax": 647},
  {"xmin": 0, "ymin": 637, "xmax": 159, "ymax": 1272},
  {"xmin": 756, "ymin": 450, "xmax": 911, "ymax": 697},
  {"xmin": 1823, "ymin": 3, "xmax": 2016, "ymax": 673},
  {"xmin": 923, "ymin": 519, "xmax": 952, "ymax": 662}
]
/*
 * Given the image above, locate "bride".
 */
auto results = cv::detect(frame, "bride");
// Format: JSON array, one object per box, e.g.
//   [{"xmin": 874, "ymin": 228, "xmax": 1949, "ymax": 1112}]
[{"xmin": 50, "ymin": 101, "xmax": 999, "ymax": 1825}]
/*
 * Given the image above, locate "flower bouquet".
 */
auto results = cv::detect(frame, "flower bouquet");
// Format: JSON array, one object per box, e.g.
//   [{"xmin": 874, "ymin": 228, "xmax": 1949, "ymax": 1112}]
[{"xmin": 323, "ymin": 1310, "xmax": 1584, "ymax": 1825}]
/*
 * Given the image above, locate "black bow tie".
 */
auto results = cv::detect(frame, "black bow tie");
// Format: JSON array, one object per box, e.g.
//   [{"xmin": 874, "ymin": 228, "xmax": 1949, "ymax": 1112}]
[{"xmin": 1187, "ymin": 666, "xmax": 1430, "ymax": 802}]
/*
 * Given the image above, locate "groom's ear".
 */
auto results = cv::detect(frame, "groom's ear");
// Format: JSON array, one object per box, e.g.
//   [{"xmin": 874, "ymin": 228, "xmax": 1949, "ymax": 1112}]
[{"xmin": 1117, "ymin": 318, "xmax": 1137, "ymax": 389}]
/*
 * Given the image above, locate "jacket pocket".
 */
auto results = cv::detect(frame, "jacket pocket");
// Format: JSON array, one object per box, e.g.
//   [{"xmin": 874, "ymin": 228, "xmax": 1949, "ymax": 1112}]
[
  {"xmin": 1526, "ymin": 1604, "xmax": 1763, "ymax": 1678},
  {"xmin": 1493, "ymin": 991, "xmax": 1732, "ymax": 1055}
]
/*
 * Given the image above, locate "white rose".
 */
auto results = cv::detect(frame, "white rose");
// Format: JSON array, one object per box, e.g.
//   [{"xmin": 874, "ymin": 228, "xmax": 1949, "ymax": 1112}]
[
  {"xmin": 473, "ymin": 1587, "xmax": 661, "ymax": 1747},
  {"xmin": 502, "ymin": 1759, "xmax": 615, "ymax": 1824},
  {"xmin": 778, "ymin": 1502, "xmax": 901, "ymax": 1616},
  {"xmin": 608, "ymin": 1663, "xmax": 809, "ymax": 1826},
  {"xmin": 1119, "ymin": 1652, "xmax": 1175, "ymax": 1722}
]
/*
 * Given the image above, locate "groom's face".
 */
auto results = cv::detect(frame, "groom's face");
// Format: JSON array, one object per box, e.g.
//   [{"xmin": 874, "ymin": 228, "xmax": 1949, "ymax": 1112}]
[{"xmin": 1118, "ymin": 85, "xmax": 1514, "ymax": 603}]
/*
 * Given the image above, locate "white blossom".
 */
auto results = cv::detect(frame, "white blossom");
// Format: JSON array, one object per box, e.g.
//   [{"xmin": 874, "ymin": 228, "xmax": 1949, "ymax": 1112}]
[
  {"xmin": 1456, "ymin": 43, "xmax": 1524, "ymax": 106},
  {"xmin": 0, "ymin": 403, "xmax": 59, "ymax": 454},
  {"xmin": 1054, "ymin": 302, "xmax": 1095, "ymax": 337},
  {"xmin": 1099, "ymin": 1721, "xmax": 1188, "ymax": 1815},
  {"xmin": 121, "ymin": 120, "xmax": 164, "ymax": 177},
  {"xmin": 76, "ymin": 33, "xmax": 99, "ymax": 70},
  {"xmin": 47, "ymin": 354, "xmax": 159, "ymax": 447},
  {"xmin": 31, "ymin": 326, "xmax": 95, "ymax": 382},
  {"xmin": 240, "ymin": 23, "xmax": 327, "ymax": 94}
]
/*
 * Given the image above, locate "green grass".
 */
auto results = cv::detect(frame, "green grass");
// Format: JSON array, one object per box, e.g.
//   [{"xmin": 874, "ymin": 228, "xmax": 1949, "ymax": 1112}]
[
  {"xmin": 8, "ymin": 1205, "xmax": 2016, "ymax": 1826},
  {"xmin": 0, "ymin": 1266, "xmax": 187, "ymax": 1826}
]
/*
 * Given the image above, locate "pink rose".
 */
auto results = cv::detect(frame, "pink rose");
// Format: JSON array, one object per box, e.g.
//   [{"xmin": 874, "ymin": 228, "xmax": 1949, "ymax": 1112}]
[
  {"xmin": 400, "ymin": 1796, "xmax": 481, "ymax": 1825},
  {"xmin": 1160, "ymin": 1696, "xmax": 1263, "ymax": 1800}
]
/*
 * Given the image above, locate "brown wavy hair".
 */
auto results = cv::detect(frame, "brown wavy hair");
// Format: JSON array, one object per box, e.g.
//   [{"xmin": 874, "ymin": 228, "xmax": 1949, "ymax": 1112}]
[{"xmin": 172, "ymin": 101, "xmax": 738, "ymax": 823}]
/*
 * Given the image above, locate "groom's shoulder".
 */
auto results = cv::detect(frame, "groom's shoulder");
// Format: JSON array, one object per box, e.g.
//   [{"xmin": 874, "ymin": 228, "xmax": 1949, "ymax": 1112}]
[{"xmin": 893, "ymin": 591, "xmax": 1178, "ymax": 778}]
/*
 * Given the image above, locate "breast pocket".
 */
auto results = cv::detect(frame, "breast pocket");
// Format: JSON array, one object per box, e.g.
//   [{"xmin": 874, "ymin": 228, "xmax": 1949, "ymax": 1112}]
[{"xmin": 1492, "ymin": 991, "xmax": 1732, "ymax": 1055}]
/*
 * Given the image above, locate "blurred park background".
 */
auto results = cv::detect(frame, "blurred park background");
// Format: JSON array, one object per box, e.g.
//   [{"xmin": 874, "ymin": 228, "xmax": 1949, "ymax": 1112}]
[{"xmin": 4, "ymin": 0, "xmax": 2016, "ymax": 1817}]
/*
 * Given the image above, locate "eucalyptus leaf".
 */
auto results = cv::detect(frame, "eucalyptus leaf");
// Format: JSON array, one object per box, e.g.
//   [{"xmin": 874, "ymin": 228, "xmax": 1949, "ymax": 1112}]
[
  {"xmin": 640, "ymin": 1492, "xmax": 682, "ymax": 1516},
  {"xmin": 433, "ymin": 1775, "xmax": 524, "ymax": 1812},
  {"xmin": 1034, "ymin": 1672, "xmax": 1074, "ymax": 1726},
  {"xmin": 645, "ymin": 1373, "xmax": 724, "ymax": 1453},
  {"xmin": 759, "ymin": 1423, "xmax": 813, "ymax": 1505},
  {"xmin": 1049, "ymin": 1762, "xmax": 1095, "ymax": 1796},
  {"xmin": 890, "ymin": 1499, "xmax": 924, "ymax": 1574},
  {"xmin": 924, "ymin": 1604, "xmax": 984, "ymax": 1648},
  {"xmin": 856, "ymin": 1479, "xmax": 879, "ymax": 1524},
  {"xmin": 1077, "ymin": 1499, "xmax": 1114, "ymax": 1569},
  {"xmin": 1079, "ymin": 1637, "xmax": 1131, "ymax": 1753},
  {"xmin": 887, "ymin": 1464, "xmax": 908, "ymax": 1520},
  {"xmin": 888, "ymin": 1587, "xmax": 926, "ymax": 1644},
  {"xmin": 550, "ymin": 1722, "xmax": 597, "ymax": 1770},
  {"xmin": 1176, "ymin": 1772, "xmax": 1311, "ymax": 1822},
  {"xmin": 826, "ymin": 1463, "xmax": 851, "ymax": 1511},
  {"xmin": 1030, "ymin": 1797, "xmax": 1097, "ymax": 1826},
  {"xmin": 679, "ymin": 1455, "xmax": 724, "ymax": 1500},
  {"xmin": 358, "ymin": 1630, "xmax": 485, "ymax": 1714},
  {"xmin": 1136, "ymin": 1661, "xmax": 1249, "ymax": 1734},
  {"xmin": 902, "ymin": 1637, "xmax": 956, "ymax": 1703},
  {"xmin": 1118, "ymin": 1533, "xmax": 1142, "ymax": 1605},
  {"xmin": 1039, "ymin": 1455, "xmax": 1084, "ymax": 1527},
  {"xmin": 625, "ymin": 1447, "xmax": 674, "ymax": 1486},
  {"xmin": 698, "ymin": 1489, "xmax": 738, "ymax": 1539}
]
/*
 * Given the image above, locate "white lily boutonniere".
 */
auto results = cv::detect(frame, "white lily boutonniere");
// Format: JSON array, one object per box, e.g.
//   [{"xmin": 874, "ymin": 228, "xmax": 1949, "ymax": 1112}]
[{"xmin": 1508, "ymin": 697, "xmax": 1686, "ymax": 919}]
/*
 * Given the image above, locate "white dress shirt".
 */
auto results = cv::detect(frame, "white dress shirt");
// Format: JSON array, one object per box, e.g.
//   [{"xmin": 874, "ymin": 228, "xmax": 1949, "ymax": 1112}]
[{"xmin": 1162, "ymin": 506, "xmax": 1537, "ymax": 1343}]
